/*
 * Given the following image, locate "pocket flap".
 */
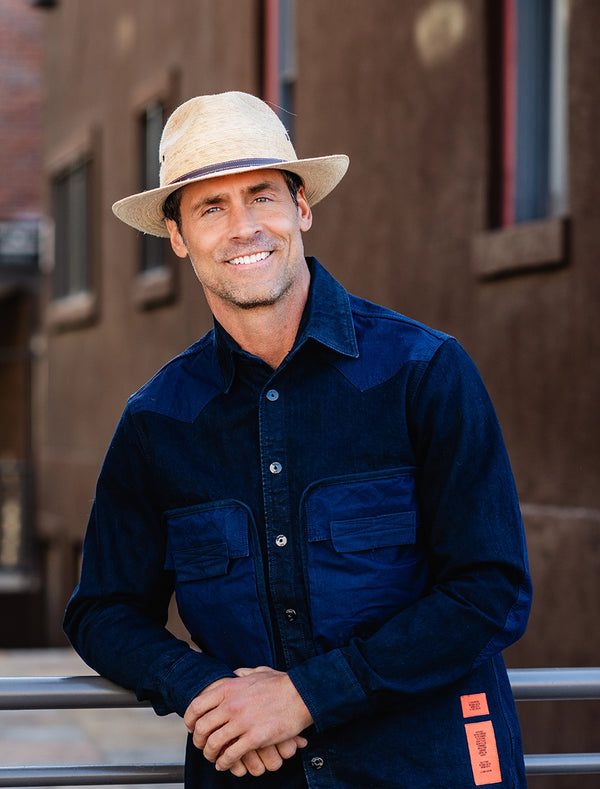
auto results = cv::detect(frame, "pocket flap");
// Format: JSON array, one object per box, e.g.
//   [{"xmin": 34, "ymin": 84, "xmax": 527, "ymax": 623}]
[
  {"xmin": 304, "ymin": 469, "xmax": 418, "ymax": 542},
  {"xmin": 164, "ymin": 501, "xmax": 250, "ymax": 578},
  {"xmin": 331, "ymin": 511, "xmax": 416, "ymax": 552},
  {"xmin": 172, "ymin": 540, "xmax": 229, "ymax": 581}
]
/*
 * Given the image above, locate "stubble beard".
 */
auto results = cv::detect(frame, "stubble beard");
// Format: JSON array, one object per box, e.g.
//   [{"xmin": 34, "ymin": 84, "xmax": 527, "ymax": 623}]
[
  {"xmin": 205, "ymin": 270, "xmax": 296, "ymax": 311},
  {"xmin": 192, "ymin": 237, "xmax": 301, "ymax": 311}
]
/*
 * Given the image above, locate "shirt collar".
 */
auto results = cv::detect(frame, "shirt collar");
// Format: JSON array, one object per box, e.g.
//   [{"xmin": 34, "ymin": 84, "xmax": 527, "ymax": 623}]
[{"xmin": 214, "ymin": 257, "xmax": 359, "ymax": 392}]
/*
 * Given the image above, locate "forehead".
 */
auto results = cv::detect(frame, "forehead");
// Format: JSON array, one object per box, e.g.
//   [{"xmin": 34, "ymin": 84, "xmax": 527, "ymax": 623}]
[{"xmin": 180, "ymin": 168, "xmax": 287, "ymax": 203}]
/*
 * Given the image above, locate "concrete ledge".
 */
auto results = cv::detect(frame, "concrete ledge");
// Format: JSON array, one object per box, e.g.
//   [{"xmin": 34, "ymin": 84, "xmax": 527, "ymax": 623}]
[{"xmin": 472, "ymin": 216, "xmax": 569, "ymax": 279}]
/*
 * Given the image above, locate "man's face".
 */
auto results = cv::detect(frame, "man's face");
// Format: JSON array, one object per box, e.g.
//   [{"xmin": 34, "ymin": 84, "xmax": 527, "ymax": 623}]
[{"xmin": 165, "ymin": 169, "xmax": 312, "ymax": 315}]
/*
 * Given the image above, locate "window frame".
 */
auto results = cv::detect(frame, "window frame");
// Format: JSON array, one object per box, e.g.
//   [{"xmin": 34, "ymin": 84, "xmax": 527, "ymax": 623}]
[
  {"xmin": 473, "ymin": 0, "xmax": 570, "ymax": 279},
  {"xmin": 131, "ymin": 72, "xmax": 180, "ymax": 310},
  {"xmin": 45, "ymin": 126, "xmax": 100, "ymax": 330},
  {"xmin": 263, "ymin": 0, "xmax": 297, "ymax": 137}
]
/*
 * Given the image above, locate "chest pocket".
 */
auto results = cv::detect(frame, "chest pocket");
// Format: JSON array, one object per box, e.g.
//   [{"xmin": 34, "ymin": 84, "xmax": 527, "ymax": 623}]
[
  {"xmin": 164, "ymin": 501, "xmax": 273, "ymax": 669},
  {"xmin": 303, "ymin": 470, "xmax": 429, "ymax": 653}
]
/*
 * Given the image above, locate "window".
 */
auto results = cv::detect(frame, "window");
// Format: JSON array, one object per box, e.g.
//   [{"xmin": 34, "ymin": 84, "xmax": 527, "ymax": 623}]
[
  {"xmin": 473, "ymin": 0, "xmax": 569, "ymax": 278},
  {"xmin": 501, "ymin": 0, "xmax": 569, "ymax": 226},
  {"xmin": 139, "ymin": 101, "xmax": 167, "ymax": 272},
  {"xmin": 263, "ymin": 0, "xmax": 297, "ymax": 137},
  {"xmin": 51, "ymin": 159, "xmax": 91, "ymax": 299},
  {"xmin": 133, "ymin": 90, "xmax": 179, "ymax": 309},
  {"xmin": 46, "ymin": 127, "xmax": 100, "ymax": 329}
]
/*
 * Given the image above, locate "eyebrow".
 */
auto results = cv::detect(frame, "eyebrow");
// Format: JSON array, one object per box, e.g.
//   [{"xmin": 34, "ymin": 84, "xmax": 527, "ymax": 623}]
[
  {"xmin": 246, "ymin": 180, "xmax": 279, "ymax": 195},
  {"xmin": 190, "ymin": 180, "xmax": 281, "ymax": 213}
]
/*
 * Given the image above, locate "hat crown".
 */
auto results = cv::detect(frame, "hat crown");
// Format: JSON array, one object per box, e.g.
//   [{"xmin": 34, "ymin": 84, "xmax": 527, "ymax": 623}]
[
  {"xmin": 112, "ymin": 91, "xmax": 349, "ymax": 237},
  {"xmin": 159, "ymin": 92, "xmax": 297, "ymax": 187}
]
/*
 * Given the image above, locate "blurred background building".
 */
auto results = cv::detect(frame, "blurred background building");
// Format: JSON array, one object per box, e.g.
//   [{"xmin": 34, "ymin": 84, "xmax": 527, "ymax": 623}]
[
  {"xmin": 0, "ymin": 0, "xmax": 44, "ymax": 644},
  {"xmin": 0, "ymin": 1, "xmax": 598, "ymax": 785}
]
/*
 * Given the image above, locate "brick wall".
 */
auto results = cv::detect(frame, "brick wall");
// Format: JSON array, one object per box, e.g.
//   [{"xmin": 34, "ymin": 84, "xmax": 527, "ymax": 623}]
[{"xmin": 0, "ymin": 0, "xmax": 44, "ymax": 220}]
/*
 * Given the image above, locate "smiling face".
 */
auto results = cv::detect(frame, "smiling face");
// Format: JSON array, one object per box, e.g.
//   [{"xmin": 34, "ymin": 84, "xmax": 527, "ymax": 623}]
[{"xmin": 165, "ymin": 169, "xmax": 313, "ymax": 318}]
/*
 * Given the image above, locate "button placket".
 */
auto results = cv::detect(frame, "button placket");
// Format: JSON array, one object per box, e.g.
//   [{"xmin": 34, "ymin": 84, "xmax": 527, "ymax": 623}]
[{"xmin": 259, "ymin": 377, "xmax": 309, "ymax": 664}]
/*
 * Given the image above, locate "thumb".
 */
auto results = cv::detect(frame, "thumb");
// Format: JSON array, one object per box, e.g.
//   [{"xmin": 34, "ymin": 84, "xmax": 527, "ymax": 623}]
[{"xmin": 234, "ymin": 666, "xmax": 269, "ymax": 677}]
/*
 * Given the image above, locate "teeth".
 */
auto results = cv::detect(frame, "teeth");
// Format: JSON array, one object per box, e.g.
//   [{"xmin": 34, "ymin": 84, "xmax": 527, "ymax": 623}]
[{"xmin": 228, "ymin": 251, "xmax": 270, "ymax": 265}]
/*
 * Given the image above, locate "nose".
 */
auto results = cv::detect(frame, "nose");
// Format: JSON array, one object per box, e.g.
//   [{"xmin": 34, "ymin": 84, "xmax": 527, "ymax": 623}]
[{"xmin": 228, "ymin": 201, "xmax": 262, "ymax": 240}]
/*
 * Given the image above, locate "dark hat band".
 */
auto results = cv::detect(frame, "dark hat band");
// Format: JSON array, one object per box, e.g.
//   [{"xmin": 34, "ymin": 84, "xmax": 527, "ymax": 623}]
[{"xmin": 169, "ymin": 157, "xmax": 287, "ymax": 185}]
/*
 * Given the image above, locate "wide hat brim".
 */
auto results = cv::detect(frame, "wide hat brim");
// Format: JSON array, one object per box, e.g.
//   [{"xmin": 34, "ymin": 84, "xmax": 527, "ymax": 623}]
[{"xmin": 112, "ymin": 154, "xmax": 349, "ymax": 238}]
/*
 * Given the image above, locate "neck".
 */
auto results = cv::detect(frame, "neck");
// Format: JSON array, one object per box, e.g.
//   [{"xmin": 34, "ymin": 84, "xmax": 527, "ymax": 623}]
[{"xmin": 208, "ymin": 270, "xmax": 310, "ymax": 370}]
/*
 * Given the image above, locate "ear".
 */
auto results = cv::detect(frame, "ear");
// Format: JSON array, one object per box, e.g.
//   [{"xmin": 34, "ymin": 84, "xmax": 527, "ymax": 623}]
[
  {"xmin": 296, "ymin": 187, "xmax": 313, "ymax": 233},
  {"xmin": 165, "ymin": 218, "xmax": 189, "ymax": 259}
]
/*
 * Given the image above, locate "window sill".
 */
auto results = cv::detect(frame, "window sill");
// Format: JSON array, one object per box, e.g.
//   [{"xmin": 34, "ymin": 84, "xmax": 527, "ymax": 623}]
[
  {"xmin": 471, "ymin": 216, "xmax": 569, "ymax": 279},
  {"xmin": 47, "ymin": 291, "xmax": 98, "ymax": 331},
  {"xmin": 133, "ymin": 265, "xmax": 177, "ymax": 310}
]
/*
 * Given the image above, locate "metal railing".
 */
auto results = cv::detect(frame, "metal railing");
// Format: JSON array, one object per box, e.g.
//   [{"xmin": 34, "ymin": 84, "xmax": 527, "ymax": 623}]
[{"xmin": 0, "ymin": 668, "xmax": 598, "ymax": 785}]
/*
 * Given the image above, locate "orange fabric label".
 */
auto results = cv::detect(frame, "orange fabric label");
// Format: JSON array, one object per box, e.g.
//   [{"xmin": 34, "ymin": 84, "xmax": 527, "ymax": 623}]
[
  {"xmin": 464, "ymin": 721, "xmax": 502, "ymax": 785},
  {"xmin": 461, "ymin": 692, "xmax": 490, "ymax": 718}
]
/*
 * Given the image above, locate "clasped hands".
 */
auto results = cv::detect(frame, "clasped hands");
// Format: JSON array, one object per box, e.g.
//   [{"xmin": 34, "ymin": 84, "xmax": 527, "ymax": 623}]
[{"xmin": 184, "ymin": 665, "xmax": 313, "ymax": 778}]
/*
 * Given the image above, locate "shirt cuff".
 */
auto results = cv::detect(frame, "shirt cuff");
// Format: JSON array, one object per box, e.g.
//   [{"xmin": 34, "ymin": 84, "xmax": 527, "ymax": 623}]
[
  {"xmin": 157, "ymin": 649, "xmax": 235, "ymax": 717},
  {"xmin": 288, "ymin": 649, "xmax": 370, "ymax": 732}
]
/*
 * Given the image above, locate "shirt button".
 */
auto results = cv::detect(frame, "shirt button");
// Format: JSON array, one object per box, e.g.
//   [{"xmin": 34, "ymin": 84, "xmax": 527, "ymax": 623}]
[
  {"xmin": 310, "ymin": 756, "xmax": 324, "ymax": 770},
  {"xmin": 275, "ymin": 534, "xmax": 288, "ymax": 547},
  {"xmin": 284, "ymin": 608, "xmax": 297, "ymax": 622},
  {"xmin": 269, "ymin": 461, "xmax": 282, "ymax": 475},
  {"xmin": 266, "ymin": 389, "xmax": 279, "ymax": 401}
]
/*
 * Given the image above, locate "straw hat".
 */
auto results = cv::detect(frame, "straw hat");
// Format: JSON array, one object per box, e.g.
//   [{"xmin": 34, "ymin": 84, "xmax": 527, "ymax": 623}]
[{"xmin": 112, "ymin": 91, "xmax": 349, "ymax": 237}]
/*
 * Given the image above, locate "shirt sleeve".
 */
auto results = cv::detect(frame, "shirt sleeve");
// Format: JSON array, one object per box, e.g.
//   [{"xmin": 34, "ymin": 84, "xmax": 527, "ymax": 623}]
[
  {"xmin": 63, "ymin": 407, "xmax": 234, "ymax": 717},
  {"xmin": 288, "ymin": 338, "xmax": 532, "ymax": 732}
]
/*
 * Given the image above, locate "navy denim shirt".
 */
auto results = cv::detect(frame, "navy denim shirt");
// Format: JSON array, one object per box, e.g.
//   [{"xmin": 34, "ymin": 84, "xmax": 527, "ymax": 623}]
[{"xmin": 64, "ymin": 258, "xmax": 532, "ymax": 788}]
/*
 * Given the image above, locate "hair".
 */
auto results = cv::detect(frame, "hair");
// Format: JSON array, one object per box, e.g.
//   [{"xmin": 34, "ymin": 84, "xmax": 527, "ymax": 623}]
[
  {"xmin": 162, "ymin": 188, "xmax": 183, "ymax": 232},
  {"xmin": 162, "ymin": 169, "xmax": 304, "ymax": 233}
]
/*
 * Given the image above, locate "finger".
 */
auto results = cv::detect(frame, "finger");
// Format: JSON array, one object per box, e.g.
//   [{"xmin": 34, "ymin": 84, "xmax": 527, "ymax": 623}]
[
  {"xmin": 203, "ymin": 722, "xmax": 242, "ymax": 763},
  {"xmin": 221, "ymin": 745, "xmax": 282, "ymax": 776},
  {"xmin": 184, "ymin": 681, "xmax": 227, "ymax": 731},
  {"xmin": 276, "ymin": 739, "xmax": 299, "ymax": 760},
  {"xmin": 256, "ymin": 745, "xmax": 284, "ymax": 773},
  {"xmin": 227, "ymin": 759, "xmax": 248, "ymax": 778},
  {"xmin": 233, "ymin": 666, "xmax": 269, "ymax": 677},
  {"xmin": 192, "ymin": 708, "xmax": 230, "ymax": 752},
  {"xmin": 239, "ymin": 750, "xmax": 266, "ymax": 777},
  {"xmin": 214, "ymin": 735, "xmax": 260, "ymax": 773}
]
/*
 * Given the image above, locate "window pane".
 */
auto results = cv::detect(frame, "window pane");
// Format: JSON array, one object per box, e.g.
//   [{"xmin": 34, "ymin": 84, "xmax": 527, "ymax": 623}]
[
  {"xmin": 143, "ymin": 103, "xmax": 163, "ymax": 189},
  {"xmin": 279, "ymin": 0, "xmax": 296, "ymax": 138},
  {"xmin": 511, "ymin": 0, "xmax": 568, "ymax": 224},
  {"xmin": 51, "ymin": 161, "xmax": 90, "ymax": 298},
  {"xmin": 67, "ymin": 162, "xmax": 89, "ymax": 294},
  {"xmin": 51, "ymin": 174, "xmax": 68, "ymax": 298},
  {"xmin": 139, "ymin": 103, "xmax": 166, "ymax": 272},
  {"xmin": 548, "ymin": 0, "xmax": 569, "ymax": 215},
  {"xmin": 515, "ymin": 0, "xmax": 551, "ymax": 222}
]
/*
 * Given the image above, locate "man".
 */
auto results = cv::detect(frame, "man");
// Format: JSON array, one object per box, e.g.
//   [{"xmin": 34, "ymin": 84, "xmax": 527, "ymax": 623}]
[{"xmin": 64, "ymin": 91, "xmax": 532, "ymax": 788}]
